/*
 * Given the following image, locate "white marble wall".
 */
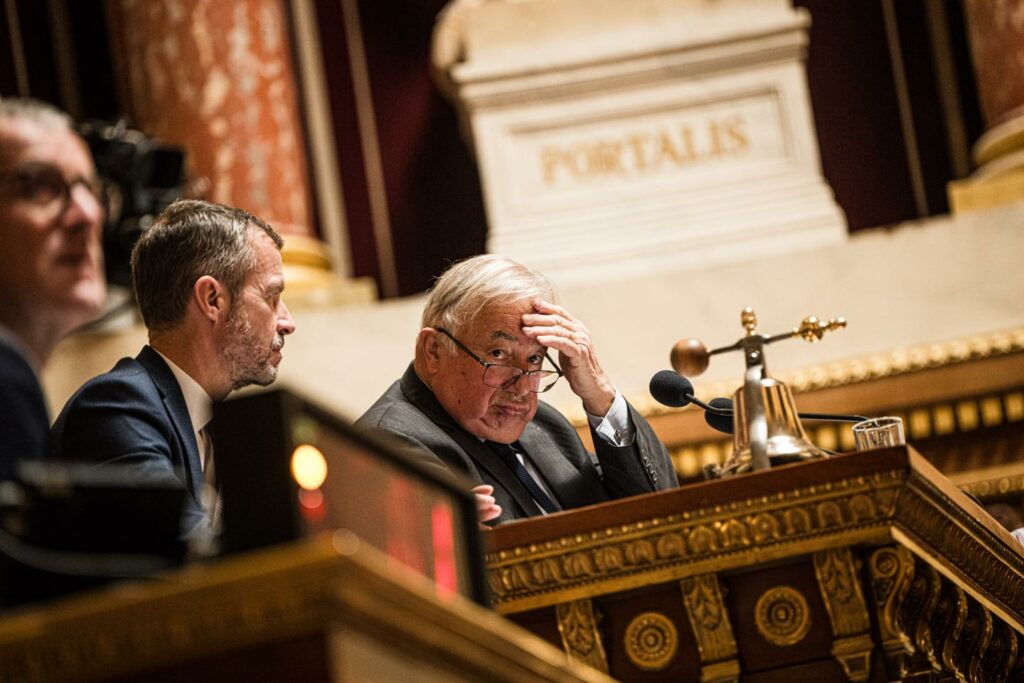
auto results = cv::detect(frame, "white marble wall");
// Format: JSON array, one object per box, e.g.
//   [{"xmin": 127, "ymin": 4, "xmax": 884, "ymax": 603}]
[
  {"xmin": 43, "ymin": 203, "xmax": 1024, "ymax": 425},
  {"xmin": 435, "ymin": 0, "xmax": 846, "ymax": 286}
]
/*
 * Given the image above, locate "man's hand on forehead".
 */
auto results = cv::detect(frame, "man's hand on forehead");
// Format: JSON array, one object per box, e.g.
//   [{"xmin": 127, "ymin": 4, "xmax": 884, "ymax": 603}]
[{"xmin": 521, "ymin": 300, "xmax": 616, "ymax": 416}]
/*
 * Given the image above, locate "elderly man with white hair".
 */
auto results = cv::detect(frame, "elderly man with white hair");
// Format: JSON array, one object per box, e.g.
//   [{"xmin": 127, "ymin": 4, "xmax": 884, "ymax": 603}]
[{"xmin": 358, "ymin": 254, "xmax": 677, "ymax": 524}]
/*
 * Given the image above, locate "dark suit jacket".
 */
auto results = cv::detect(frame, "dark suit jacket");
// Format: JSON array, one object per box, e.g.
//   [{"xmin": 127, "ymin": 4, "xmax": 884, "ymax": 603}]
[
  {"xmin": 0, "ymin": 333, "xmax": 50, "ymax": 480},
  {"xmin": 357, "ymin": 365, "xmax": 677, "ymax": 523},
  {"xmin": 50, "ymin": 346, "xmax": 207, "ymax": 537}
]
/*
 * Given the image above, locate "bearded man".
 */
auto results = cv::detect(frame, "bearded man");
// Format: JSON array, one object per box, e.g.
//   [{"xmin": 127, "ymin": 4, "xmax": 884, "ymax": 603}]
[{"xmin": 51, "ymin": 199, "xmax": 296, "ymax": 537}]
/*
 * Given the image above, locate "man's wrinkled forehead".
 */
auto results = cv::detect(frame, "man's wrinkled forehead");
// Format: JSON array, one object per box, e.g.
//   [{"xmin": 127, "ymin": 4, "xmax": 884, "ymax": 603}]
[{"xmin": 482, "ymin": 323, "xmax": 545, "ymax": 354}]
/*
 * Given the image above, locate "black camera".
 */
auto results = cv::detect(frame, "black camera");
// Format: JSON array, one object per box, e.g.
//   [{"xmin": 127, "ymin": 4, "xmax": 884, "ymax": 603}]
[{"xmin": 78, "ymin": 120, "xmax": 187, "ymax": 287}]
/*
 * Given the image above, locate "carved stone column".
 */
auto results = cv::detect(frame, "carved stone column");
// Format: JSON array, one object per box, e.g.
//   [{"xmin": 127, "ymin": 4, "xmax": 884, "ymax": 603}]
[
  {"xmin": 434, "ymin": 0, "xmax": 846, "ymax": 286},
  {"xmin": 950, "ymin": 0, "xmax": 1024, "ymax": 211}
]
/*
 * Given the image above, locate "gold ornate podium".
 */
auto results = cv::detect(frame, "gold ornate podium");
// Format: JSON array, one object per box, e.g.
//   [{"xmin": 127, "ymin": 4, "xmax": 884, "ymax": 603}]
[
  {"xmin": 0, "ymin": 534, "xmax": 612, "ymax": 683},
  {"xmin": 485, "ymin": 447, "xmax": 1024, "ymax": 682}
]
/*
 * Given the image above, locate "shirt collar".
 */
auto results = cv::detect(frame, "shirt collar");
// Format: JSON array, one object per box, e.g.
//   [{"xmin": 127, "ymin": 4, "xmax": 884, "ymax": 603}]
[{"xmin": 153, "ymin": 349, "xmax": 213, "ymax": 434}]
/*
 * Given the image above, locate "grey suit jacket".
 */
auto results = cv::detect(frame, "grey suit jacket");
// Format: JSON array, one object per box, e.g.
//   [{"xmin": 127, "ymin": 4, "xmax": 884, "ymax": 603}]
[
  {"xmin": 357, "ymin": 365, "xmax": 677, "ymax": 523},
  {"xmin": 50, "ymin": 346, "xmax": 207, "ymax": 537}
]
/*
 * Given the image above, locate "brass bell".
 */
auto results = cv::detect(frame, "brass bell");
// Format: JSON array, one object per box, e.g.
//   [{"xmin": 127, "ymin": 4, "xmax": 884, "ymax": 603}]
[
  {"xmin": 718, "ymin": 376, "xmax": 827, "ymax": 476},
  {"xmin": 672, "ymin": 308, "xmax": 846, "ymax": 477}
]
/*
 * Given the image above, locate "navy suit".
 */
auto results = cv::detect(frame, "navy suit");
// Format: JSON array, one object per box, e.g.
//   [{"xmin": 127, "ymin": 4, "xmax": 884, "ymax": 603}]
[
  {"xmin": 0, "ymin": 333, "xmax": 50, "ymax": 480},
  {"xmin": 50, "ymin": 346, "xmax": 207, "ymax": 536},
  {"xmin": 357, "ymin": 365, "xmax": 678, "ymax": 523}
]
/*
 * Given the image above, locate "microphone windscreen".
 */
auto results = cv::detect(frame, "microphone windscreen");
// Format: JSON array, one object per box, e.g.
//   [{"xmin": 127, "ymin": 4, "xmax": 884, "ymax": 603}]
[
  {"xmin": 708, "ymin": 397, "xmax": 733, "ymax": 411},
  {"xmin": 705, "ymin": 397, "xmax": 734, "ymax": 434},
  {"xmin": 649, "ymin": 370, "xmax": 694, "ymax": 408}
]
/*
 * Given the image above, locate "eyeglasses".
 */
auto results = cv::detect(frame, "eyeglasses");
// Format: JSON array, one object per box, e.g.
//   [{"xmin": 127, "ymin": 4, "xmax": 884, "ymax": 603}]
[
  {"xmin": 437, "ymin": 328, "xmax": 563, "ymax": 393},
  {"xmin": 0, "ymin": 161, "xmax": 107, "ymax": 218}
]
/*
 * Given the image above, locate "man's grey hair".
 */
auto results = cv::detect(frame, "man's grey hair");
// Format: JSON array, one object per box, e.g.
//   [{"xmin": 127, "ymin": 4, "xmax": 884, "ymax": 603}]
[
  {"xmin": 0, "ymin": 97, "xmax": 74, "ymax": 164},
  {"xmin": 421, "ymin": 255, "xmax": 555, "ymax": 336},
  {"xmin": 131, "ymin": 199, "xmax": 284, "ymax": 333}
]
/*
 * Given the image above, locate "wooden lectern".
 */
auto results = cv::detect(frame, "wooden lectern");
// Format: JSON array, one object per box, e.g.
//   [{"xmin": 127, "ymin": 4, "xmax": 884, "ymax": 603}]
[
  {"xmin": 485, "ymin": 447, "xmax": 1024, "ymax": 682},
  {"xmin": 0, "ymin": 533, "xmax": 613, "ymax": 683}
]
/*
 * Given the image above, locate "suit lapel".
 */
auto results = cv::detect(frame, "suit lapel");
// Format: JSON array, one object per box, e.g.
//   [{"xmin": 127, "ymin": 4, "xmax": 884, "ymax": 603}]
[
  {"xmin": 399, "ymin": 365, "xmax": 542, "ymax": 516},
  {"xmin": 517, "ymin": 422, "xmax": 590, "ymax": 510},
  {"xmin": 136, "ymin": 346, "xmax": 204, "ymax": 500}
]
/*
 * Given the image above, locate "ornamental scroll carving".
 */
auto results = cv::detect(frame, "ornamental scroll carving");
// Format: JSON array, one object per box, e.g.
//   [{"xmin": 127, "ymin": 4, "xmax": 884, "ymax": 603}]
[
  {"xmin": 867, "ymin": 545, "xmax": 1024, "ymax": 683},
  {"xmin": 555, "ymin": 599, "xmax": 609, "ymax": 673}
]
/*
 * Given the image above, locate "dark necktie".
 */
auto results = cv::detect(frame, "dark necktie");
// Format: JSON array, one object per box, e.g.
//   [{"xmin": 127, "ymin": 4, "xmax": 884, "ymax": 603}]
[{"xmin": 484, "ymin": 441, "xmax": 559, "ymax": 514}]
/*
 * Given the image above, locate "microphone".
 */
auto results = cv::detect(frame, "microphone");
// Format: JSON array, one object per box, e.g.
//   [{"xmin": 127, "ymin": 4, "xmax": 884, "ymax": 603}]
[
  {"xmin": 702, "ymin": 397, "xmax": 869, "ymax": 434},
  {"xmin": 649, "ymin": 370, "xmax": 730, "ymax": 414},
  {"xmin": 704, "ymin": 397, "xmax": 735, "ymax": 434}
]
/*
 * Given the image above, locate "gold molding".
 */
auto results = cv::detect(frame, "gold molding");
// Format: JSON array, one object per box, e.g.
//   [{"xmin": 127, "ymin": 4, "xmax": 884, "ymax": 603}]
[
  {"xmin": 813, "ymin": 547, "xmax": 873, "ymax": 682},
  {"xmin": 618, "ymin": 327, "xmax": 1024, "ymax": 423},
  {"xmin": 672, "ymin": 387, "xmax": 1024, "ymax": 480},
  {"xmin": 680, "ymin": 574, "xmax": 739, "ymax": 682},
  {"xmin": 623, "ymin": 611, "xmax": 678, "ymax": 672},
  {"xmin": 754, "ymin": 585, "xmax": 812, "ymax": 647},
  {"xmin": 487, "ymin": 470, "xmax": 903, "ymax": 613},
  {"xmin": 953, "ymin": 456, "xmax": 1024, "ymax": 501},
  {"xmin": 555, "ymin": 599, "xmax": 609, "ymax": 674}
]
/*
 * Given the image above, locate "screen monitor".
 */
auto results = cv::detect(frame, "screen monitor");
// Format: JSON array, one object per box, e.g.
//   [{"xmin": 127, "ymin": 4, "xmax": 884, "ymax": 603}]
[{"xmin": 211, "ymin": 388, "xmax": 487, "ymax": 605}]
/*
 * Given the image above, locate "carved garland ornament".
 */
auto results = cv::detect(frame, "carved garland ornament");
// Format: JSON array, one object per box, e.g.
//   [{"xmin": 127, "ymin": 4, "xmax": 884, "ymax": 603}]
[
  {"xmin": 624, "ymin": 611, "xmax": 679, "ymax": 671},
  {"xmin": 555, "ymin": 599, "xmax": 609, "ymax": 673},
  {"xmin": 813, "ymin": 547, "xmax": 873, "ymax": 682},
  {"xmin": 754, "ymin": 586, "xmax": 812, "ymax": 647}
]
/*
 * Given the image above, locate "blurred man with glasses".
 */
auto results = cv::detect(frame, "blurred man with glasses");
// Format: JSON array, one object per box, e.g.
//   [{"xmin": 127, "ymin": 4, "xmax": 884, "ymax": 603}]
[
  {"xmin": 0, "ymin": 98, "xmax": 106, "ymax": 478},
  {"xmin": 358, "ymin": 255, "xmax": 677, "ymax": 524}
]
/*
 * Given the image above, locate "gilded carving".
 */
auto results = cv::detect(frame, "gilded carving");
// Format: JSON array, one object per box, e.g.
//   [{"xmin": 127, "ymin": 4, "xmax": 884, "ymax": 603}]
[
  {"xmin": 900, "ymin": 473, "xmax": 1024, "ymax": 627},
  {"xmin": 813, "ymin": 547, "xmax": 873, "ymax": 681},
  {"xmin": 623, "ymin": 611, "xmax": 679, "ymax": 672},
  {"xmin": 754, "ymin": 586, "xmax": 812, "ymax": 647},
  {"xmin": 555, "ymin": 599, "xmax": 609, "ymax": 674},
  {"xmin": 486, "ymin": 472, "xmax": 903, "ymax": 611},
  {"xmin": 0, "ymin": 569, "xmax": 329, "ymax": 683},
  {"xmin": 814, "ymin": 548, "xmax": 870, "ymax": 636},
  {"xmin": 955, "ymin": 599, "xmax": 992, "ymax": 683},
  {"xmin": 932, "ymin": 581, "xmax": 968, "ymax": 680},
  {"xmin": 901, "ymin": 560, "xmax": 942, "ymax": 673},
  {"xmin": 982, "ymin": 620, "xmax": 1019, "ymax": 683},
  {"xmin": 680, "ymin": 574, "xmax": 739, "ymax": 679},
  {"xmin": 868, "ymin": 545, "xmax": 916, "ymax": 676}
]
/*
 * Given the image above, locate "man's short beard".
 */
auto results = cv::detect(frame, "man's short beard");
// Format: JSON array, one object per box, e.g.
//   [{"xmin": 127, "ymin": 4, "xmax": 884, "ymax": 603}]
[{"xmin": 221, "ymin": 301, "xmax": 280, "ymax": 391}]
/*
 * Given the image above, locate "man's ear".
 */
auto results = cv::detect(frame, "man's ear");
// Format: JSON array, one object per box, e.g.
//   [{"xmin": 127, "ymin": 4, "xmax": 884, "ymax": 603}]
[
  {"xmin": 193, "ymin": 275, "xmax": 228, "ymax": 324},
  {"xmin": 417, "ymin": 328, "xmax": 442, "ymax": 373}
]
